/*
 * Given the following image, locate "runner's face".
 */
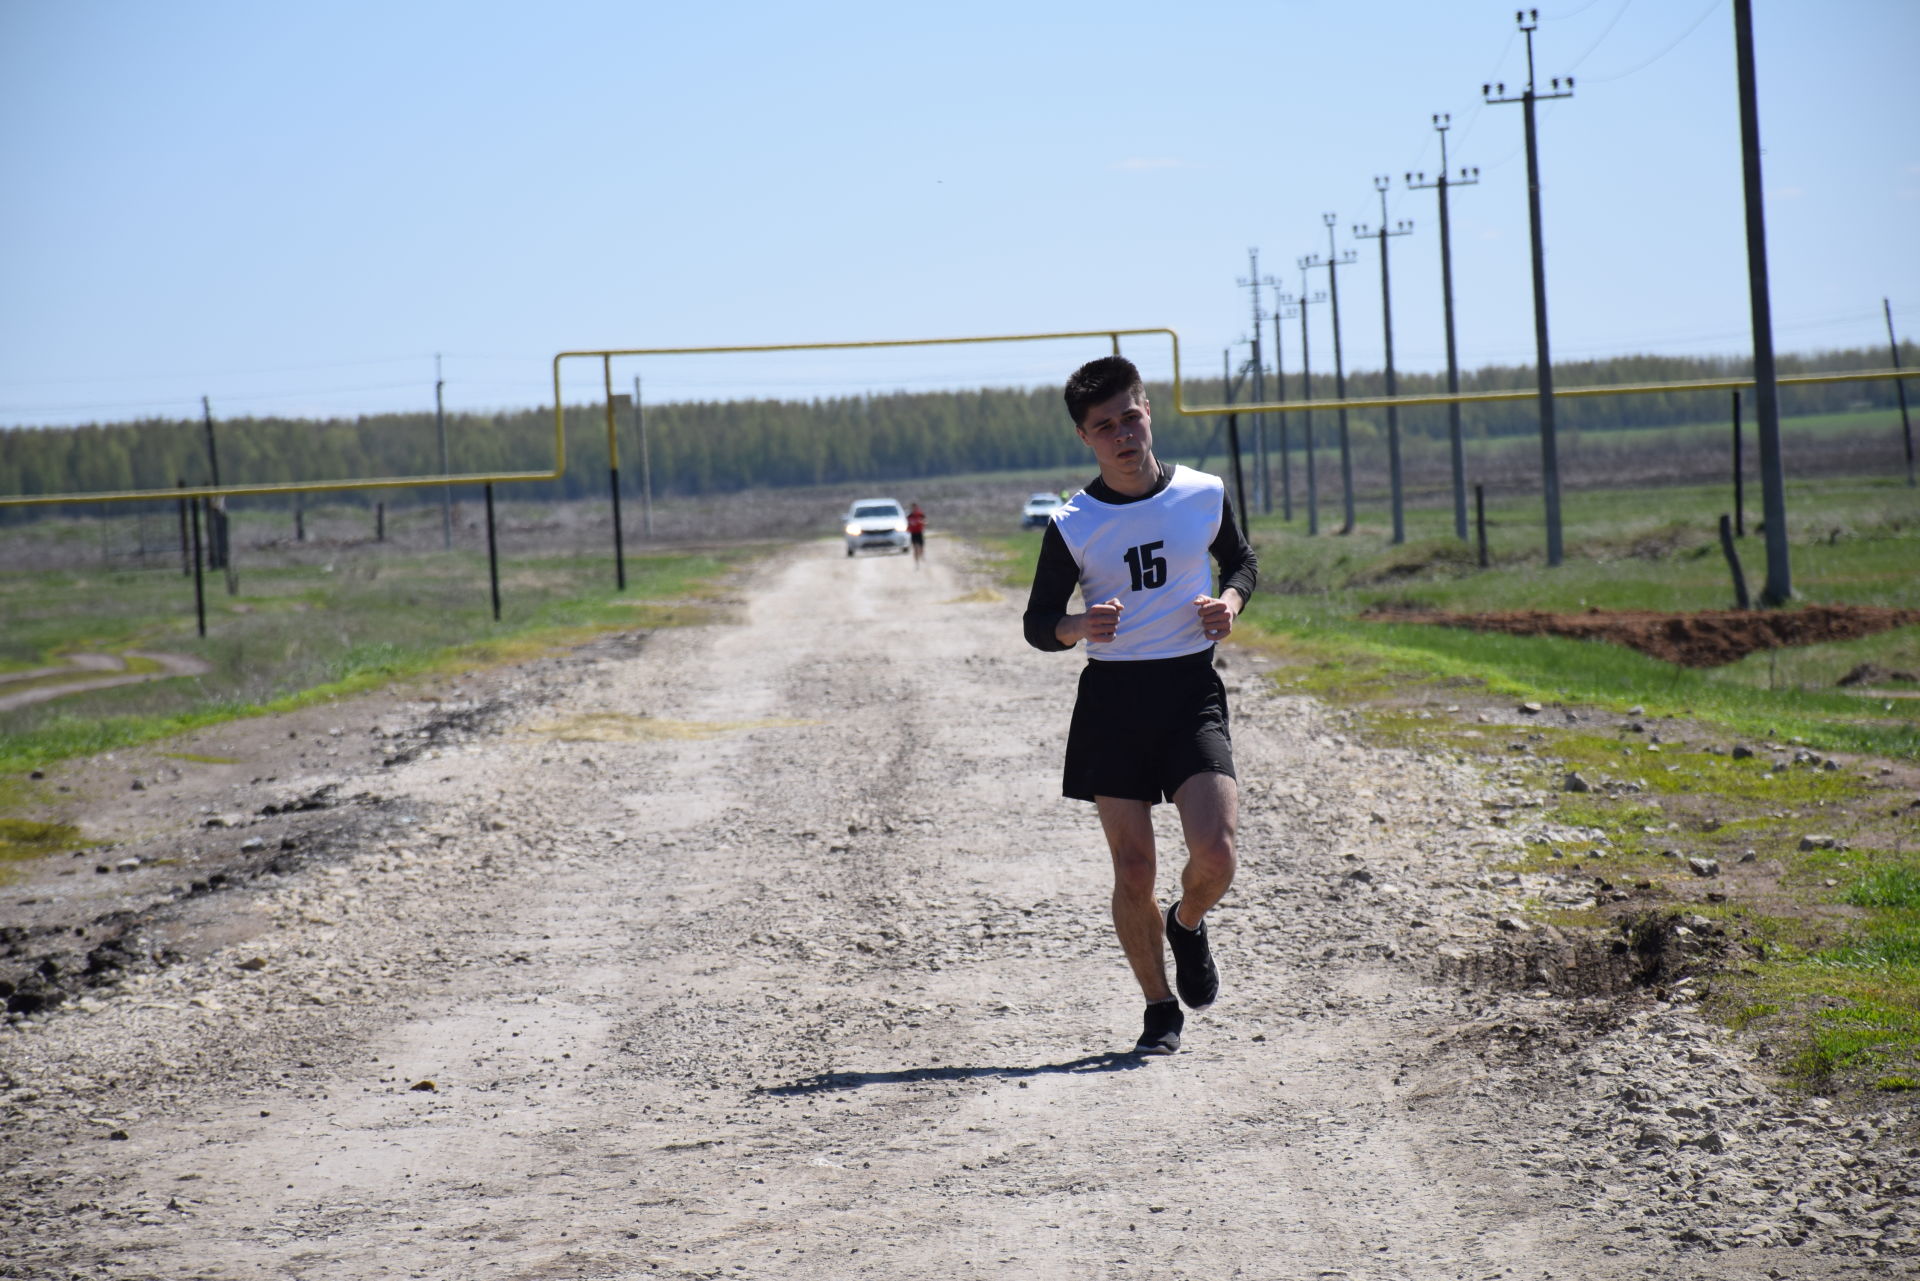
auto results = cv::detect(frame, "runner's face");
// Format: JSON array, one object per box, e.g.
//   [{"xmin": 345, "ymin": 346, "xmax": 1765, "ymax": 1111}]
[{"xmin": 1076, "ymin": 390, "xmax": 1154, "ymax": 479}]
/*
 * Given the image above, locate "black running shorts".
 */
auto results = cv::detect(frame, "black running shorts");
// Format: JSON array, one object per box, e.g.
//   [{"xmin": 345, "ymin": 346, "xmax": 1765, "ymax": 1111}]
[{"xmin": 1061, "ymin": 650, "xmax": 1235, "ymax": 804}]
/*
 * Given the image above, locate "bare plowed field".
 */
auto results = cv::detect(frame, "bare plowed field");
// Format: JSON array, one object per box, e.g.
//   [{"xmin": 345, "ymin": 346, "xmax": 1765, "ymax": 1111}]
[{"xmin": 1364, "ymin": 603, "xmax": 1920, "ymax": 667}]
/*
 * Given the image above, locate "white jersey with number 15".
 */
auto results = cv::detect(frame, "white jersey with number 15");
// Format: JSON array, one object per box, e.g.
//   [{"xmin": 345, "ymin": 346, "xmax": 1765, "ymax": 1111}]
[{"xmin": 1051, "ymin": 465, "xmax": 1225, "ymax": 662}]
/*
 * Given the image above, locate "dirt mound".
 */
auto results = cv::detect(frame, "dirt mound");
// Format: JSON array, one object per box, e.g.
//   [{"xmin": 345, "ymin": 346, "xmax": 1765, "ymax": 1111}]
[
  {"xmin": 1364, "ymin": 603, "xmax": 1920, "ymax": 667},
  {"xmin": 1838, "ymin": 661, "xmax": 1920, "ymax": 687},
  {"xmin": 1435, "ymin": 911, "xmax": 1737, "ymax": 999}
]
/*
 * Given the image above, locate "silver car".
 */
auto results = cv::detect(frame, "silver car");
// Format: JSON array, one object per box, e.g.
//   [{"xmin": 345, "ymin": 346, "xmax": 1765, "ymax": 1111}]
[
  {"xmin": 1021, "ymin": 492, "xmax": 1065, "ymax": 528},
  {"xmin": 843, "ymin": 497, "xmax": 910, "ymax": 556}
]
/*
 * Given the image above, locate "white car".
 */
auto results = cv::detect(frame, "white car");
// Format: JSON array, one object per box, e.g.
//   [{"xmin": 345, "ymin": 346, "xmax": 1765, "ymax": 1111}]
[
  {"xmin": 1021, "ymin": 492, "xmax": 1066, "ymax": 528},
  {"xmin": 843, "ymin": 497, "xmax": 910, "ymax": 556}
]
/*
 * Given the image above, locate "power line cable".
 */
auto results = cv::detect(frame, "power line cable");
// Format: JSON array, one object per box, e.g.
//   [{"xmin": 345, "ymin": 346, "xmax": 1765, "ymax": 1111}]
[
  {"xmin": 1, "ymin": 380, "xmax": 433, "ymax": 416},
  {"xmin": 1580, "ymin": 0, "xmax": 1722, "ymax": 84},
  {"xmin": 1447, "ymin": 26, "xmax": 1522, "ymax": 156},
  {"xmin": 0, "ymin": 351, "xmax": 581, "ymax": 392},
  {"xmin": 1565, "ymin": 0, "xmax": 1634, "ymax": 72},
  {"xmin": 0, "ymin": 355, "xmax": 438, "ymax": 389},
  {"xmin": 1470, "ymin": 132, "xmax": 1527, "ymax": 174}
]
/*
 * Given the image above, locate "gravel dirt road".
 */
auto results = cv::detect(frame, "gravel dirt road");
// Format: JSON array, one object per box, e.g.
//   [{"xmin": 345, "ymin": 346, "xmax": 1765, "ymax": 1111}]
[{"xmin": 2, "ymin": 538, "xmax": 1910, "ymax": 1279}]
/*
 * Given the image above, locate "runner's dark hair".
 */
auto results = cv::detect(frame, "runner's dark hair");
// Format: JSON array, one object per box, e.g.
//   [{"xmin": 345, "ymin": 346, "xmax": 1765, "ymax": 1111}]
[{"xmin": 1064, "ymin": 356, "xmax": 1145, "ymax": 427}]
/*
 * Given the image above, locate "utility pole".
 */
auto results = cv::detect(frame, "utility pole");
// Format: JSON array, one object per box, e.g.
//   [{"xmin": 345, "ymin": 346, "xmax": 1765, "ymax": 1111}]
[
  {"xmin": 1886, "ymin": 298, "xmax": 1915, "ymax": 487},
  {"xmin": 1733, "ymin": 391, "xmax": 1746, "ymax": 536},
  {"xmin": 1408, "ymin": 114, "xmax": 1480, "ymax": 541},
  {"xmin": 1731, "ymin": 0, "xmax": 1789, "ymax": 603},
  {"xmin": 176, "ymin": 478, "xmax": 190, "ymax": 576},
  {"xmin": 436, "ymin": 354, "xmax": 451, "ymax": 550},
  {"xmin": 1355, "ymin": 176, "xmax": 1414, "ymax": 545},
  {"xmin": 1486, "ymin": 8, "xmax": 1573, "ymax": 567},
  {"xmin": 1294, "ymin": 263, "xmax": 1328, "ymax": 536},
  {"xmin": 634, "ymin": 376, "xmax": 654, "ymax": 537},
  {"xmin": 1302, "ymin": 217, "xmax": 1358, "ymax": 533},
  {"xmin": 200, "ymin": 395, "xmax": 225, "ymax": 570},
  {"xmin": 200, "ymin": 395, "xmax": 221, "ymax": 490},
  {"xmin": 1221, "ymin": 348, "xmax": 1249, "ymax": 529},
  {"xmin": 604, "ymin": 355, "xmax": 626, "ymax": 591},
  {"xmin": 1270, "ymin": 288, "xmax": 1300, "ymax": 522},
  {"xmin": 1236, "ymin": 249, "xmax": 1270, "ymax": 514}
]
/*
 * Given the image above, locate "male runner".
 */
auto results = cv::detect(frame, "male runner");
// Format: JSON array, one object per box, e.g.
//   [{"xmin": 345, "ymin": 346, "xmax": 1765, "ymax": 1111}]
[
  {"xmin": 1023, "ymin": 355, "xmax": 1257, "ymax": 1055},
  {"xmin": 907, "ymin": 503, "xmax": 927, "ymax": 567}
]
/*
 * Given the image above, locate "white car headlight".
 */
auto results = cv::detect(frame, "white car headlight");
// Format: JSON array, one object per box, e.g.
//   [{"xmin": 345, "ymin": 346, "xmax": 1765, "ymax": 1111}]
[{"xmin": 845, "ymin": 523, "xmax": 862, "ymax": 537}]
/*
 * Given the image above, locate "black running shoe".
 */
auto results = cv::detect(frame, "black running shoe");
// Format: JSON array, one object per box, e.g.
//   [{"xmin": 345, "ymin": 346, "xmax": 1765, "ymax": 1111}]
[
  {"xmin": 1165, "ymin": 901, "xmax": 1219, "ymax": 1010},
  {"xmin": 1134, "ymin": 999, "xmax": 1184, "ymax": 1055}
]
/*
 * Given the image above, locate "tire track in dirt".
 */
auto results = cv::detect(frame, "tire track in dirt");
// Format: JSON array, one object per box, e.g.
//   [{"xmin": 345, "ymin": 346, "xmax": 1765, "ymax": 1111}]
[{"xmin": 0, "ymin": 650, "xmax": 211, "ymax": 713}]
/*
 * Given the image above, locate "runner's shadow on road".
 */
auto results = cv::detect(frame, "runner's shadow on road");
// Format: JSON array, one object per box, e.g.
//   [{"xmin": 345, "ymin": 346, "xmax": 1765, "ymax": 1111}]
[{"xmin": 757, "ymin": 1052, "xmax": 1146, "ymax": 1096}]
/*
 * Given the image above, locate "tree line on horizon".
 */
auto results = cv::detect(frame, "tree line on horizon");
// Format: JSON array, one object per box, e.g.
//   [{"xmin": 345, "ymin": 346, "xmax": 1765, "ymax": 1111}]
[{"xmin": 1, "ymin": 344, "xmax": 1909, "ymax": 522}]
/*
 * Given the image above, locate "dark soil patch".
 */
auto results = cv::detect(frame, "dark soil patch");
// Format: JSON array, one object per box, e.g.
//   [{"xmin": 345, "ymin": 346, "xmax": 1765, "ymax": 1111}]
[
  {"xmin": 1363, "ymin": 604, "xmax": 1920, "ymax": 667},
  {"xmin": 0, "ymin": 792, "xmax": 397, "ymax": 1018},
  {"xmin": 1436, "ymin": 910, "xmax": 1739, "ymax": 1000},
  {"xmin": 0, "ymin": 659, "xmax": 527, "ymax": 1023},
  {"xmin": 1838, "ymin": 661, "xmax": 1920, "ymax": 687}
]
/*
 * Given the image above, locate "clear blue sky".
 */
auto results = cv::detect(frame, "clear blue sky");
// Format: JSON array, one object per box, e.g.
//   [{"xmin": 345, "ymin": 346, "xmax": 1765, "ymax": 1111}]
[{"xmin": 2, "ymin": 0, "xmax": 1915, "ymax": 427}]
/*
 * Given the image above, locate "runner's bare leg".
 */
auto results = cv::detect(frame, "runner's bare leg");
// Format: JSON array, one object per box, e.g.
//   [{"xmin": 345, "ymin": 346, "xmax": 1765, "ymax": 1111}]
[
  {"xmin": 1096, "ymin": 796, "xmax": 1171, "ymax": 1002},
  {"xmin": 1170, "ymin": 771, "xmax": 1237, "ymax": 928}
]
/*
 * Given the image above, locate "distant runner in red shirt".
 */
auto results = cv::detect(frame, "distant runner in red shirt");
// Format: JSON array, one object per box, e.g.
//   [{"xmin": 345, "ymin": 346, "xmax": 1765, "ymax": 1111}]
[{"xmin": 907, "ymin": 503, "xmax": 927, "ymax": 567}]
